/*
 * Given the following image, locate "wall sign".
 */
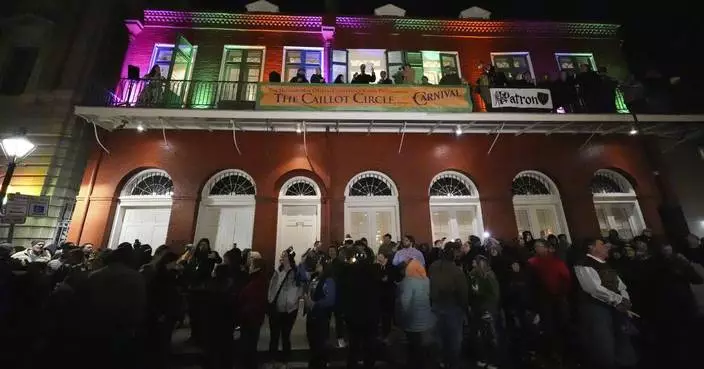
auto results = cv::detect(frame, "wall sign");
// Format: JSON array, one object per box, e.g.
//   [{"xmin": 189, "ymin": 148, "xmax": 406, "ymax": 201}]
[
  {"xmin": 256, "ymin": 83, "xmax": 472, "ymax": 112},
  {"xmin": 490, "ymin": 88, "xmax": 553, "ymax": 109}
]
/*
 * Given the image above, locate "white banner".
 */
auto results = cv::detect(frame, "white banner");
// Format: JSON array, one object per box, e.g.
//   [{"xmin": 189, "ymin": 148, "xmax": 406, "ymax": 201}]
[{"xmin": 490, "ymin": 88, "xmax": 553, "ymax": 109}]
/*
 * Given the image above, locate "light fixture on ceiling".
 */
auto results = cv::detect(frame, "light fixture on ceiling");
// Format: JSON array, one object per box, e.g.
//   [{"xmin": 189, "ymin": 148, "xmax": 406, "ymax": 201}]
[
  {"xmin": 136, "ymin": 124, "xmax": 145, "ymax": 132},
  {"xmin": 482, "ymin": 231, "xmax": 491, "ymax": 239},
  {"xmin": 296, "ymin": 123, "xmax": 302, "ymax": 134},
  {"xmin": 629, "ymin": 126, "xmax": 638, "ymax": 135},
  {"xmin": 455, "ymin": 125, "xmax": 462, "ymax": 136}
]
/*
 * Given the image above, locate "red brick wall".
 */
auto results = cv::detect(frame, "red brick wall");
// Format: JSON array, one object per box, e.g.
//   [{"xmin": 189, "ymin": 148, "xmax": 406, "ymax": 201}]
[{"xmin": 68, "ymin": 132, "xmax": 663, "ymax": 263}]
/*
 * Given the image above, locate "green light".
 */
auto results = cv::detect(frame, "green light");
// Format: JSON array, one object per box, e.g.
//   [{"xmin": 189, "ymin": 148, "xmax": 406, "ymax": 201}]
[{"xmin": 615, "ymin": 88, "xmax": 629, "ymax": 114}]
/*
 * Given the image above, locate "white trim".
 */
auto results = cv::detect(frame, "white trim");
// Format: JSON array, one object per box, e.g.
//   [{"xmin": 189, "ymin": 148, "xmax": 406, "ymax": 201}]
[
  {"xmin": 428, "ymin": 170, "xmax": 485, "ymax": 240},
  {"xmin": 490, "ymin": 51, "xmax": 536, "ymax": 80},
  {"xmin": 512, "ymin": 170, "xmax": 570, "ymax": 239},
  {"xmin": 201, "ymin": 169, "xmax": 257, "ymax": 198},
  {"xmin": 554, "ymin": 52, "xmax": 597, "ymax": 71},
  {"xmin": 281, "ymin": 46, "xmax": 326, "ymax": 82},
  {"xmin": 344, "ymin": 170, "xmax": 400, "ymax": 243},
  {"xmin": 218, "ymin": 45, "xmax": 266, "ymax": 82},
  {"xmin": 276, "ymin": 176, "xmax": 322, "ymax": 262},
  {"xmin": 591, "ymin": 169, "xmax": 646, "ymax": 236}
]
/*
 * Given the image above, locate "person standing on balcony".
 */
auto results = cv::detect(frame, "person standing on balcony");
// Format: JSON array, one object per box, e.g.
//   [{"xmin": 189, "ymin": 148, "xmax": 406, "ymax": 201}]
[
  {"xmin": 137, "ymin": 65, "xmax": 165, "ymax": 106},
  {"xmin": 352, "ymin": 63, "xmax": 376, "ymax": 84},
  {"xmin": 401, "ymin": 63, "xmax": 415, "ymax": 84},
  {"xmin": 439, "ymin": 66, "xmax": 462, "ymax": 85},
  {"xmin": 377, "ymin": 70, "xmax": 393, "ymax": 84},
  {"xmin": 290, "ymin": 68, "xmax": 309, "ymax": 83},
  {"xmin": 310, "ymin": 68, "xmax": 325, "ymax": 83}
]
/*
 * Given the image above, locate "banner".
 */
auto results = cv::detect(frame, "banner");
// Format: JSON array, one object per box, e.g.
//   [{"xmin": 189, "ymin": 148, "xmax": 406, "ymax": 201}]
[
  {"xmin": 256, "ymin": 83, "xmax": 472, "ymax": 112},
  {"xmin": 490, "ymin": 88, "xmax": 553, "ymax": 109}
]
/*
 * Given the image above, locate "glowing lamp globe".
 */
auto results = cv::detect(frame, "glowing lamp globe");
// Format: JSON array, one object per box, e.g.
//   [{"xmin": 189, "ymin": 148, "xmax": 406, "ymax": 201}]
[{"xmin": 1, "ymin": 136, "xmax": 36, "ymax": 160}]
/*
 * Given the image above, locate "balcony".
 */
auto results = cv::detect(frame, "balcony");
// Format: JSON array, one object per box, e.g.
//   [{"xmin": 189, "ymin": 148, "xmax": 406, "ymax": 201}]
[{"xmin": 75, "ymin": 78, "xmax": 704, "ymax": 138}]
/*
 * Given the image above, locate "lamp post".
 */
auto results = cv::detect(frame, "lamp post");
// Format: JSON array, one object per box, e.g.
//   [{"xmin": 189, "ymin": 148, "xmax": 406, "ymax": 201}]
[{"xmin": 1, "ymin": 132, "xmax": 36, "ymax": 242}]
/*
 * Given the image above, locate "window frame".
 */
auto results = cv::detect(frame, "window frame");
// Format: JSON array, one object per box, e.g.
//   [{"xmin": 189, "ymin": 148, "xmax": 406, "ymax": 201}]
[
  {"xmin": 149, "ymin": 43, "xmax": 198, "ymax": 81},
  {"xmin": 281, "ymin": 46, "xmax": 325, "ymax": 82},
  {"xmin": 490, "ymin": 51, "xmax": 535, "ymax": 81},
  {"xmin": 554, "ymin": 52, "xmax": 597, "ymax": 72},
  {"xmin": 217, "ymin": 45, "xmax": 266, "ymax": 102}
]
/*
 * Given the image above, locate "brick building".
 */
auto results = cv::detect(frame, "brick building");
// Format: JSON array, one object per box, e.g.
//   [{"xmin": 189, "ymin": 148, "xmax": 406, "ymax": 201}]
[{"xmin": 69, "ymin": 2, "xmax": 704, "ymax": 263}]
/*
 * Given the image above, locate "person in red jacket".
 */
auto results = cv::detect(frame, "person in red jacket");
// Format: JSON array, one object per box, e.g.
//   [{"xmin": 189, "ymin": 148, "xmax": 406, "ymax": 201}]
[
  {"xmin": 238, "ymin": 252, "xmax": 267, "ymax": 369},
  {"xmin": 527, "ymin": 239, "xmax": 571, "ymax": 367}
]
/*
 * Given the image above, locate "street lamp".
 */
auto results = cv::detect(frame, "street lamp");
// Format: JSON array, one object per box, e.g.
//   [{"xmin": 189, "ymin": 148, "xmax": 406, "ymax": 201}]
[{"xmin": 0, "ymin": 132, "xmax": 36, "ymax": 209}]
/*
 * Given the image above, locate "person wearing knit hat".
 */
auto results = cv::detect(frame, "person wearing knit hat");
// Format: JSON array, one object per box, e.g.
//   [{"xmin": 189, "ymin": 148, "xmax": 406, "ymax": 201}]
[{"xmin": 398, "ymin": 259, "xmax": 435, "ymax": 369}]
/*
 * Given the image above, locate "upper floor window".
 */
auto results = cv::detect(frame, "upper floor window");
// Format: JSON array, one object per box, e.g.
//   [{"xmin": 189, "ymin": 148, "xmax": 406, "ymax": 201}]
[
  {"xmin": 386, "ymin": 51, "xmax": 460, "ymax": 85},
  {"xmin": 490, "ymin": 52, "xmax": 535, "ymax": 81},
  {"xmin": 219, "ymin": 46, "xmax": 264, "ymax": 101},
  {"xmin": 0, "ymin": 47, "xmax": 39, "ymax": 95},
  {"xmin": 283, "ymin": 47, "xmax": 324, "ymax": 82},
  {"xmin": 151, "ymin": 46, "xmax": 174, "ymax": 79},
  {"xmin": 555, "ymin": 53, "xmax": 597, "ymax": 72},
  {"xmin": 149, "ymin": 37, "xmax": 197, "ymax": 81}
]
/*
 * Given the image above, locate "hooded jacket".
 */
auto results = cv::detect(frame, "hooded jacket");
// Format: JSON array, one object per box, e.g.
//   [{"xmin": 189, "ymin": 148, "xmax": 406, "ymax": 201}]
[
  {"xmin": 268, "ymin": 263, "xmax": 307, "ymax": 313},
  {"xmin": 397, "ymin": 260, "xmax": 435, "ymax": 332}
]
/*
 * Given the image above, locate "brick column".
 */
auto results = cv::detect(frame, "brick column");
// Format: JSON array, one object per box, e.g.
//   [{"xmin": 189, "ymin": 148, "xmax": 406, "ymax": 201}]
[
  {"xmin": 79, "ymin": 197, "xmax": 118, "ymax": 248},
  {"xmin": 166, "ymin": 197, "xmax": 198, "ymax": 247},
  {"xmin": 252, "ymin": 196, "xmax": 278, "ymax": 263}
]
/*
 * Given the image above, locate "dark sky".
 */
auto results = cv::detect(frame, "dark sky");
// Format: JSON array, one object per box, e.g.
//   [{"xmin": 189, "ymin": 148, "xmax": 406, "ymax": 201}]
[{"xmin": 165, "ymin": 0, "xmax": 698, "ymax": 78}]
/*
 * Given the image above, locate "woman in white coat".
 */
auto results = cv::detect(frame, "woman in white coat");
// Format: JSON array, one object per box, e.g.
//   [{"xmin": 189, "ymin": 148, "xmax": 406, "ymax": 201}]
[{"xmin": 267, "ymin": 248, "xmax": 307, "ymax": 368}]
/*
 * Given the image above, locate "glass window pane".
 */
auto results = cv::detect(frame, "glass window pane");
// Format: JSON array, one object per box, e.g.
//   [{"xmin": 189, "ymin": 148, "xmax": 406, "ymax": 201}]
[
  {"xmin": 375, "ymin": 211, "xmax": 392, "ymax": 246},
  {"xmin": 246, "ymin": 50, "xmax": 262, "ymax": 63},
  {"xmin": 535, "ymin": 208, "xmax": 558, "ymax": 236},
  {"xmin": 594, "ymin": 204, "xmax": 611, "ymax": 237},
  {"xmin": 247, "ymin": 68, "xmax": 260, "ymax": 81},
  {"xmin": 441, "ymin": 55, "xmax": 457, "ymax": 68},
  {"xmin": 333, "ymin": 50, "xmax": 347, "ymax": 63},
  {"xmin": 225, "ymin": 66, "xmax": 240, "ymax": 81},
  {"xmin": 349, "ymin": 211, "xmax": 369, "ymax": 241},
  {"xmin": 305, "ymin": 51, "xmax": 321, "ymax": 65},
  {"xmin": 406, "ymin": 52, "xmax": 423, "ymax": 66},
  {"xmin": 455, "ymin": 210, "xmax": 476, "ymax": 241},
  {"xmin": 431, "ymin": 210, "xmax": 451, "ymax": 241},
  {"xmin": 155, "ymin": 48, "xmax": 173, "ymax": 63},
  {"xmin": 156, "ymin": 62, "xmax": 171, "ymax": 79},
  {"xmin": 286, "ymin": 67, "xmax": 299, "ymax": 80},
  {"xmin": 287, "ymin": 50, "xmax": 302, "ymax": 64},
  {"xmin": 514, "ymin": 208, "xmax": 532, "ymax": 236},
  {"xmin": 611, "ymin": 204, "xmax": 635, "ymax": 240},
  {"xmin": 332, "ymin": 64, "xmax": 347, "ymax": 83},
  {"xmin": 170, "ymin": 62, "xmax": 188, "ymax": 80},
  {"xmin": 387, "ymin": 51, "xmax": 403, "ymax": 64},
  {"xmin": 494, "ymin": 56, "xmax": 511, "ymax": 69},
  {"xmin": 227, "ymin": 49, "xmax": 243, "ymax": 63},
  {"xmin": 558, "ymin": 56, "xmax": 575, "ymax": 70}
]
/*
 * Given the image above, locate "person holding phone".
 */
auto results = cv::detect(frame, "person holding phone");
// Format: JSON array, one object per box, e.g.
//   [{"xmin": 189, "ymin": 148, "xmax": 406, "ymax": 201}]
[{"xmin": 352, "ymin": 63, "xmax": 376, "ymax": 84}]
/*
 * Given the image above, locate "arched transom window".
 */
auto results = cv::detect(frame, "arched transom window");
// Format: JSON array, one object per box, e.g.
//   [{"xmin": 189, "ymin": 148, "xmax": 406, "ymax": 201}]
[
  {"xmin": 430, "ymin": 172, "xmax": 475, "ymax": 197},
  {"xmin": 206, "ymin": 170, "xmax": 256, "ymax": 196},
  {"xmin": 122, "ymin": 169, "xmax": 173, "ymax": 197},
  {"xmin": 347, "ymin": 172, "xmax": 396, "ymax": 197},
  {"xmin": 429, "ymin": 171, "xmax": 484, "ymax": 242},
  {"xmin": 591, "ymin": 169, "xmax": 644, "ymax": 240},
  {"xmin": 284, "ymin": 178, "xmax": 318, "ymax": 197},
  {"xmin": 512, "ymin": 170, "xmax": 569, "ymax": 239}
]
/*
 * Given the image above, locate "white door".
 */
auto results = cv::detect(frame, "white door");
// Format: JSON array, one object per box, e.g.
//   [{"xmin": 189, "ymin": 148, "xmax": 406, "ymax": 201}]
[
  {"xmin": 194, "ymin": 206, "xmax": 255, "ymax": 256},
  {"xmin": 514, "ymin": 205, "xmax": 562, "ymax": 237},
  {"xmin": 347, "ymin": 206, "xmax": 397, "ymax": 247},
  {"xmin": 594, "ymin": 203, "xmax": 641, "ymax": 239},
  {"xmin": 430, "ymin": 206, "xmax": 479, "ymax": 241},
  {"xmin": 277, "ymin": 205, "xmax": 318, "ymax": 264},
  {"xmin": 117, "ymin": 207, "xmax": 171, "ymax": 247}
]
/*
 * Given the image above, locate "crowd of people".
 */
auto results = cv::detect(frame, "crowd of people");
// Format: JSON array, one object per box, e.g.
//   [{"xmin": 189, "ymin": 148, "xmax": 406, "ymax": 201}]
[{"xmin": 1, "ymin": 229, "xmax": 703, "ymax": 369}]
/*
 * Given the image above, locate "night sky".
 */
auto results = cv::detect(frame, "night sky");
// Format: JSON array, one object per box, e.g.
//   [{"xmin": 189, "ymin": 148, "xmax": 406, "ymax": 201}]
[{"xmin": 155, "ymin": 0, "xmax": 698, "ymax": 80}]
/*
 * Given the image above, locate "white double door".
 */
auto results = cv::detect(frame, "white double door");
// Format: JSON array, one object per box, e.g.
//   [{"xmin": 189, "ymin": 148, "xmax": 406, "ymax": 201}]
[
  {"xmin": 430, "ymin": 205, "xmax": 481, "ymax": 242},
  {"xmin": 194, "ymin": 205, "xmax": 255, "ymax": 256},
  {"xmin": 594, "ymin": 202, "xmax": 643, "ymax": 240},
  {"xmin": 276, "ymin": 204, "xmax": 319, "ymax": 264},
  {"xmin": 115, "ymin": 206, "xmax": 171, "ymax": 248},
  {"xmin": 513, "ymin": 204, "xmax": 564, "ymax": 237},
  {"xmin": 346, "ymin": 206, "xmax": 399, "ymax": 247}
]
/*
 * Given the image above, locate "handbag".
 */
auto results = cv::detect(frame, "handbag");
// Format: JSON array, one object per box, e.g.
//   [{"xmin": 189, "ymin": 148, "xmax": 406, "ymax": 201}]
[{"xmin": 268, "ymin": 269, "xmax": 292, "ymax": 315}]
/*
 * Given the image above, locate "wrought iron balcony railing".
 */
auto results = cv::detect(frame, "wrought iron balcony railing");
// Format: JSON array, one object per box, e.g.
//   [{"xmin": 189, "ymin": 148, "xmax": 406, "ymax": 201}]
[{"xmin": 84, "ymin": 78, "xmax": 259, "ymax": 109}]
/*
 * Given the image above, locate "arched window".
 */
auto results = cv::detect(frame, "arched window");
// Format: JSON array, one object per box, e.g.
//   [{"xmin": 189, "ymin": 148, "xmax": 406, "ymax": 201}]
[
  {"xmin": 121, "ymin": 169, "xmax": 174, "ymax": 197},
  {"xmin": 206, "ymin": 170, "xmax": 256, "ymax": 196},
  {"xmin": 194, "ymin": 170, "xmax": 257, "ymax": 255},
  {"xmin": 429, "ymin": 171, "xmax": 484, "ymax": 241},
  {"xmin": 512, "ymin": 170, "xmax": 569, "ymax": 239},
  {"xmin": 277, "ymin": 176, "xmax": 322, "ymax": 264},
  {"xmin": 109, "ymin": 169, "xmax": 174, "ymax": 250},
  {"xmin": 344, "ymin": 171, "xmax": 400, "ymax": 245},
  {"xmin": 591, "ymin": 169, "xmax": 645, "ymax": 239}
]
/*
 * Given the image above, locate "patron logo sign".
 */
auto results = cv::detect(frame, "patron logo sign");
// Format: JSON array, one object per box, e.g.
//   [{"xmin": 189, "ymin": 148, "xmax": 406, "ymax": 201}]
[
  {"xmin": 257, "ymin": 83, "xmax": 472, "ymax": 112},
  {"xmin": 490, "ymin": 88, "xmax": 553, "ymax": 109}
]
